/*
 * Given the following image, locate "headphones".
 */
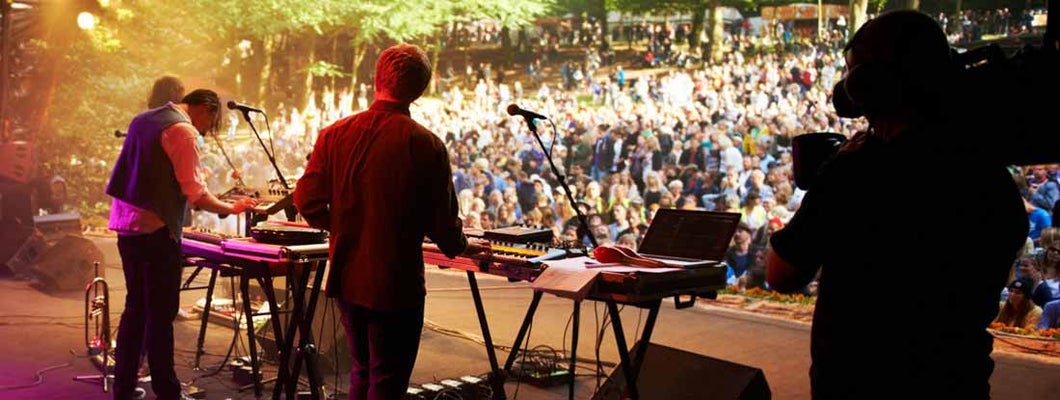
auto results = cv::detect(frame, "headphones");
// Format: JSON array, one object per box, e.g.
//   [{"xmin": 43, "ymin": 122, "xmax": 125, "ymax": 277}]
[
  {"xmin": 831, "ymin": 13, "xmax": 957, "ymax": 120},
  {"xmin": 832, "ymin": 62, "xmax": 906, "ymax": 119}
]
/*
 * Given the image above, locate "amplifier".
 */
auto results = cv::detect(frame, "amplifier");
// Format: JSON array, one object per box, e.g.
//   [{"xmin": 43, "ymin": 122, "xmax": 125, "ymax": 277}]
[{"xmin": 33, "ymin": 212, "xmax": 82, "ymax": 238}]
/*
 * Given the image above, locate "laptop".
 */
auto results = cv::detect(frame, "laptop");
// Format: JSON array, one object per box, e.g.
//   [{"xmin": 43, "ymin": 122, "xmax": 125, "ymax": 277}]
[{"xmin": 636, "ymin": 209, "xmax": 742, "ymax": 269}]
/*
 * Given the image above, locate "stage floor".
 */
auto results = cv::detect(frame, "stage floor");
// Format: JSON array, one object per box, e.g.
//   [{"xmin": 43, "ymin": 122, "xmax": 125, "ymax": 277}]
[{"xmin": 0, "ymin": 236, "xmax": 1056, "ymax": 400}]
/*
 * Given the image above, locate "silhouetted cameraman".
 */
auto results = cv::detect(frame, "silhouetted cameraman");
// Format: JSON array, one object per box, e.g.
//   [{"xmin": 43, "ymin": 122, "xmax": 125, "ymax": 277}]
[{"xmin": 766, "ymin": 11, "xmax": 1029, "ymax": 399}]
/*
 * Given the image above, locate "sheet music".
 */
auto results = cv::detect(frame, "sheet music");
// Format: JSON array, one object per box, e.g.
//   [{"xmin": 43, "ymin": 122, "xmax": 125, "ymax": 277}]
[
  {"xmin": 535, "ymin": 257, "xmax": 687, "ymax": 300},
  {"xmin": 587, "ymin": 265, "xmax": 684, "ymax": 273},
  {"xmin": 534, "ymin": 257, "xmax": 602, "ymax": 300}
]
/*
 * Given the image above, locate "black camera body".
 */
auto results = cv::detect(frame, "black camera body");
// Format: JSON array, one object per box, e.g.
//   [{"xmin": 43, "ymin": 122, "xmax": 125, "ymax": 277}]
[
  {"xmin": 795, "ymin": 36, "xmax": 1060, "ymax": 191},
  {"xmin": 951, "ymin": 39, "xmax": 1060, "ymax": 167},
  {"xmin": 792, "ymin": 132, "xmax": 846, "ymax": 191}
]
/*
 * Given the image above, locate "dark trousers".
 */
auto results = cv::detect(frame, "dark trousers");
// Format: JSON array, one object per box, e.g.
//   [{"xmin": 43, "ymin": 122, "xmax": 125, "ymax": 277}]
[
  {"xmin": 337, "ymin": 300, "xmax": 424, "ymax": 400},
  {"xmin": 113, "ymin": 228, "xmax": 182, "ymax": 400}
]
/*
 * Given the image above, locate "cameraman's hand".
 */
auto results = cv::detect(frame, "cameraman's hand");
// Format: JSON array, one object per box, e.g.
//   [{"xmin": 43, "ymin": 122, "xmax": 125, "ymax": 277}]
[{"xmin": 839, "ymin": 131, "xmax": 871, "ymax": 154}]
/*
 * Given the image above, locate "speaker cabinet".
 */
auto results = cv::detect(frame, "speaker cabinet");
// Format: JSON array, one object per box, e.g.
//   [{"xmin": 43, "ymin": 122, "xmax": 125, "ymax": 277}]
[
  {"xmin": 0, "ymin": 223, "xmax": 43, "ymax": 277},
  {"xmin": 31, "ymin": 234, "xmax": 105, "ymax": 292},
  {"xmin": 592, "ymin": 342, "xmax": 770, "ymax": 400}
]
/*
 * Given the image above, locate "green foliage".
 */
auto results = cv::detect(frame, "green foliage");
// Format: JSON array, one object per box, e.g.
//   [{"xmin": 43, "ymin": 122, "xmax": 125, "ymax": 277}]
[
  {"xmin": 37, "ymin": 1, "xmax": 224, "ymax": 218},
  {"xmin": 33, "ymin": 0, "xmax": 555, "ymax": 219},
  {"xmin": 301, "ymin": 60, "xmax": 348, "ymax": 78}
]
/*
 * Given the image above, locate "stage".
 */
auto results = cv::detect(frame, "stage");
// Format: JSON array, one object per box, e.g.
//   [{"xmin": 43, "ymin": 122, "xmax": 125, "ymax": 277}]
[{"xmin": 0, "ymin": 235, "xmax": 1056, "ymax": 399}]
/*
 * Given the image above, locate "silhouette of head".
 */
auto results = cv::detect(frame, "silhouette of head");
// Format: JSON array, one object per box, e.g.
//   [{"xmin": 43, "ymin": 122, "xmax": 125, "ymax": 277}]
[{"xmin": 832, "ymin": 11, "xmax": 953, "ymax": 119}]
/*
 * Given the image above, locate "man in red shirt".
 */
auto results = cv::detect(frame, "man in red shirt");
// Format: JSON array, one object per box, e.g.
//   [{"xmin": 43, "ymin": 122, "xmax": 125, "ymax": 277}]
[{"xmin": 294, "ymin": 44, "xmax": 478, "ymax": 399}]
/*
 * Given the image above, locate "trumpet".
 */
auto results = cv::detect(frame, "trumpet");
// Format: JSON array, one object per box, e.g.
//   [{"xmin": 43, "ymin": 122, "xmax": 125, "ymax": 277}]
[{"xmin": 80, "ymin": 261, "xmax": 113, "ymax": 392}]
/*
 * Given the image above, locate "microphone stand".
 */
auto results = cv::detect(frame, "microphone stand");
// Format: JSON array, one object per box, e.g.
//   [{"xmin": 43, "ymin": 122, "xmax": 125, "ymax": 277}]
[
  {"xmin": 522, "ymin": 117, "xmax": 598, "ymax": 249},
  {"xmin": 237, "ymin": 109, "xmax": 292, "ymax": 234}
]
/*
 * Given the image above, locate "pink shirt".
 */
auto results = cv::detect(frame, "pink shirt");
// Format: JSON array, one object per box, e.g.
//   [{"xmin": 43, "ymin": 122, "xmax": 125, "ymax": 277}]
[{"xmin": 108, "ymin": 103, "xmax": 209, "ymax": 235}]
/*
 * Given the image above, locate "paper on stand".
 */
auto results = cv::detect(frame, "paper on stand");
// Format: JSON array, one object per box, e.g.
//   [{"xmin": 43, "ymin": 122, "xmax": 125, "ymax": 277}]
[
  {"xmin": 588, "ymin": 265, "xmax": 684, "ymax": 273},
  {"xmin": 534, "ymin": 257, "xmax": 602, "ymax": 300},
  {"xmin": 534, "ymin": 257, "xmax": 686, "ymax": 300}
]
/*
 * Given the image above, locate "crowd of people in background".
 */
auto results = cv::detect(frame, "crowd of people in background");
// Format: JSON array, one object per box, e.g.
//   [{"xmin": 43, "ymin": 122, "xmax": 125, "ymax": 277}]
[{"xmin": 189, "ymin": 8, "xmax": 1058, "ymax": 326}]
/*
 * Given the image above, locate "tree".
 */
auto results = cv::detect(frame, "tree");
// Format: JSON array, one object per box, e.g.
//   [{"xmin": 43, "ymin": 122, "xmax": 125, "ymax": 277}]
[
  {"xmin": 415, "ymin": 0, "xmax": 552, "ymax": 94},
  {"xmin": 607, "ymin": 0, "xmax": 750, "ymax": 63},
  {"xmin": 850, "ymin": 0, "xmax": 870, "ymax": 38},
  {"xmin": 896, "ymin": 0, "xmax": 920, "ymax": 10}
]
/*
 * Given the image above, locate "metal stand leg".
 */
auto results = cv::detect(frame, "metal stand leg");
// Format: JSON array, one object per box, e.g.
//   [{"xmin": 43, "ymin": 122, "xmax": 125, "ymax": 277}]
[
  {"xmin": 606, "ymin": 301, "xmax": 637, "ymax": 400},
  {"xmin": 467, "ymin": 271, "xmax": 506, "ymax": 400},
  {"xmin": 240, "ymin": 277, "xmax": 263, "ymax": 398},
  {"xmin": 194, "ymin": 269, "xmax": 219, "ymax": 369},
  {"xmin": 603, "ymin": 300, "xmax": 661, "ymax": 400},
  {"xmin": 273, "ymin": 262, "xmax": 326, "ymax": 400},
  {"xmin": 503, "ymin": 290, "xmax": 543, "ymax": 372},
  {"xmin": 293, "ymin": 265, "xmax": 325, "ymax": 399},
  {"xmin": 257, "ymin": 276, "xmax": 285, "ymax": 360},
  {"xmin": 273, "ymin": 268, "xmax": 304, "ymax": 400},
  {"xmin": 568, "ymin": 300, "xmax": 581, "ymax": 400},
  {"xmin": 630, "ymin": 300, "xmax": 661, "ymax": 382}
]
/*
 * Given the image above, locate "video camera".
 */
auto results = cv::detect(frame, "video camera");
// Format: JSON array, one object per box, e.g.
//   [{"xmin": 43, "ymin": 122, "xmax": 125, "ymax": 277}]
[{"xmin": 793, "ymin": 5, "xmax": 1060, "ymax": 191}]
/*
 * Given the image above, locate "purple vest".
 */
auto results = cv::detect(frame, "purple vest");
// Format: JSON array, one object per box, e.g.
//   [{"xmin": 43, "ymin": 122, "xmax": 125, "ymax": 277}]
[{"xmin": 106, "ymin": 106, "xmax": 190, "ymax": 240}]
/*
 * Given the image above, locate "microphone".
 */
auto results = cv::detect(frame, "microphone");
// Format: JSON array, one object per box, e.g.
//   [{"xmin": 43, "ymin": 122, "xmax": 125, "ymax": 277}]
[
  {"xmin": 227, "ymin": 100, "xmax": 264, "ymax": 114},
  {"xmin": 506, "ymin": 104, "xmax": 547, "ymax": 121},
  {"xmin": 114, "ymin": 130, "xmax": 126, "ymax": 138}
]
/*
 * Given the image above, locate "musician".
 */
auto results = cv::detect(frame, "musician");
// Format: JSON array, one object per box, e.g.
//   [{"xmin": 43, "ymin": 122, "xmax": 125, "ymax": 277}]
[
  {"xmin": 766, "ymin": 11, "xmax": 1027, "ymax": 399},
  {"xmin": 106, "ymin": 89, "xmax": 260, "ymax": 400},
  {"xmin": 294, "ymin": 44, "xmax": 480, "ymax": 399},
  {"xmin": 147, "ymin": 75, "xmax": 185, "ymax": 109}
]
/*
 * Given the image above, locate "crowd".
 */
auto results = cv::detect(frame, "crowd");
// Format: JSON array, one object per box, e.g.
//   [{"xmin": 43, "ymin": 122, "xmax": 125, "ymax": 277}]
[{"xmin": 189, "ymin": 9, "xmax": 1058, "ymax": 326}]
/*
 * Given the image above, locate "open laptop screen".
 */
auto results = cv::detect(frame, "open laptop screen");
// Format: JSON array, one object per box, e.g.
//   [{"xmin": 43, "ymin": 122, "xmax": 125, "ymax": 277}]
[{"xmin": 638, "ymin": 209, "xmax": 741, "ymax": 261}]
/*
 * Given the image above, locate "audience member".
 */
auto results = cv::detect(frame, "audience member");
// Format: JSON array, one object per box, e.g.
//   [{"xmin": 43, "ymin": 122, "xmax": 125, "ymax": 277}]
[{"xmin": 995, "ymin": 277, "xmax": 1043, "ymax": 330}]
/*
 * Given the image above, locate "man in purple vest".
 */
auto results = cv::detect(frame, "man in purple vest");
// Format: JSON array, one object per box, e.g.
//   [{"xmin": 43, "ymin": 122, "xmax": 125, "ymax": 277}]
[{"xmin": 106, "ymin": 89, "xmax": 259, "ymax": 400}]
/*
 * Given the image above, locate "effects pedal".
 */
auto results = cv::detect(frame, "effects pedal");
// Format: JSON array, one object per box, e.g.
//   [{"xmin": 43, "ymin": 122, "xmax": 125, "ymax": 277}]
[
  {"xmin": 183, "ymin": 386, "xmax": 207, "ymax": 399},
  {"xmin": 418, "ymin": 382, "xmax": 446, "ymax": 397},
  {"xmin": 403, "ymin": 386, "xmax": 427, "ymax": 400}
]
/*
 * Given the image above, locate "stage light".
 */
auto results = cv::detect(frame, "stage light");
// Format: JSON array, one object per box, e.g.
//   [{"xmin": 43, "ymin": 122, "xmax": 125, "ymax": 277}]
[
  {"xmin": 77, "ymin": 11, "xmax": 97, "ymax": 30},
  {"xmin": 98, "ymin": 0, "xmax": 111, "ymax": 8}
]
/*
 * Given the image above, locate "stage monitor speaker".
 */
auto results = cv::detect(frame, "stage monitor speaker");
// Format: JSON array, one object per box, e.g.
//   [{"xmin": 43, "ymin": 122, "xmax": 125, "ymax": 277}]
[
  {"xmin": 31, "ymin": 234, "xmax": 105, "ymax": 292},
  {"xmin": 0, "ymin": 223, "xmax": 44, "ymax": 277},
  {"xmin": 34, "ymin": 212, "xmax": 83, "ymax": 240},
  {"xmin": 591, "ymin": 342, "xmax": 770, "ymax": 400}
]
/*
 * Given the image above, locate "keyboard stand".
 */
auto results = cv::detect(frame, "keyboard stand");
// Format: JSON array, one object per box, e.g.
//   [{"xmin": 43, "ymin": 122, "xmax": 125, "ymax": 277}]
[{"xmin": 271, "ymin": 260, "xmax": 327, "ymax": 400}]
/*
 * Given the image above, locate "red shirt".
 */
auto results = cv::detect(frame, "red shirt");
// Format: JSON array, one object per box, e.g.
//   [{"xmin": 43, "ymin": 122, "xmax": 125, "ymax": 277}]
[{"xmin": 294, "ymin": 101, "xmax": 467, "ymax": 310}]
